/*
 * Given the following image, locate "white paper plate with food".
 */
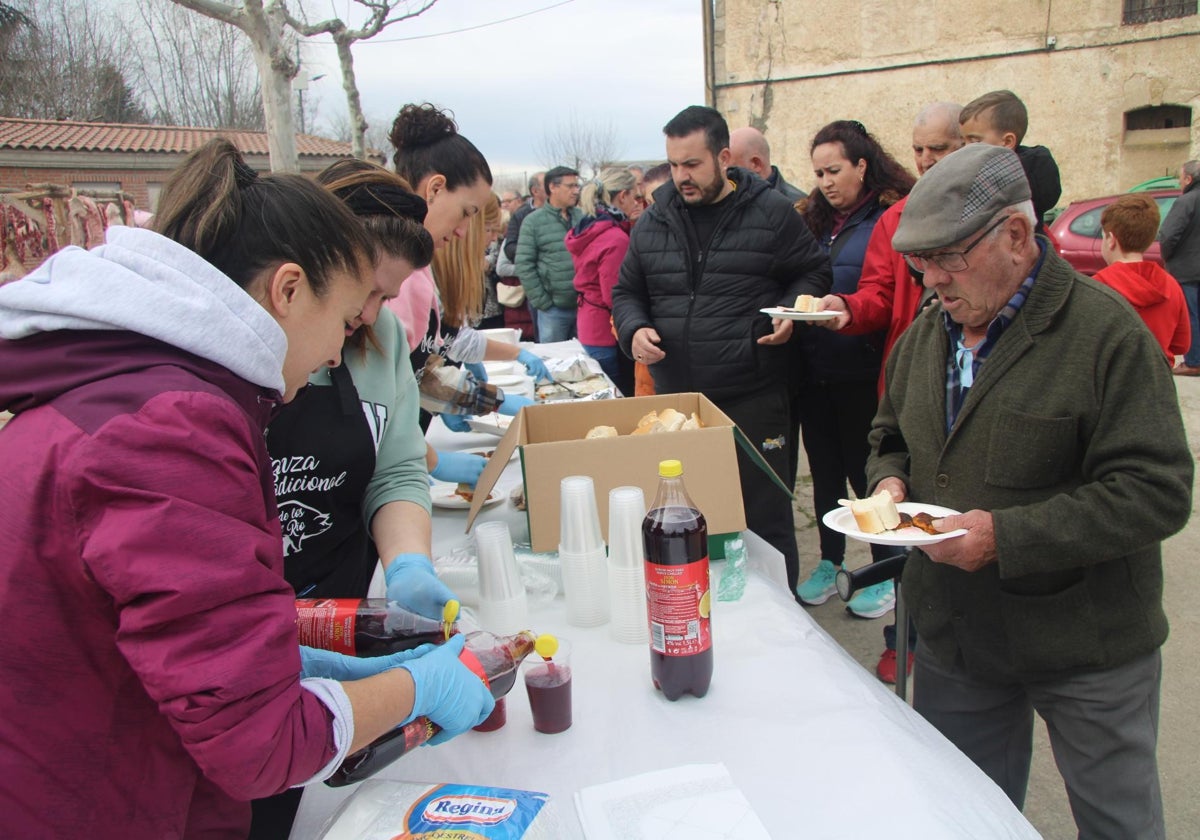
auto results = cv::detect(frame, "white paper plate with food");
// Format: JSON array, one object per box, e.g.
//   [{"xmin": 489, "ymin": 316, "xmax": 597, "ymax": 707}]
[
  {"xmin": 463, "ymin": 445, "xmax": 519, "ymax": 464},
  {"xmin": 760, "ymin": 307, "xmax": 838, "ymax": 322},
  {"xmin": 465, "ymin": 414, "xmax": 513, "ymax": 436},
  {"xmin": 822, "ymin": 501, "xmax": 967, "ymax": 546},
  {"xmin": 430, "ymin": 482, "xmax": 503, "ymax": 510}
]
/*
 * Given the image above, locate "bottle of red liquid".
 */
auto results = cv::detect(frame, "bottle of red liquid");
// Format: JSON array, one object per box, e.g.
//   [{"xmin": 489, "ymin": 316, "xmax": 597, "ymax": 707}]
[
  {"xmin": 643, "ymin": 459, "xmax": 712, "ymax": 700},
  {"xmin": 296, "ymin": 598, "xmax": 453, "ymax": 657},
  {"xmin": 326, "ymin": 630, "xmax": 548, "ymax": 787}
]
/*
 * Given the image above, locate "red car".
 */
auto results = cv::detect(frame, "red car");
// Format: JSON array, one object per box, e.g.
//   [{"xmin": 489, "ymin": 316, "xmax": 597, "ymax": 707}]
[{"xmin": 1049, "ymin": 189, "xmax": 1180, "ymax": 276}]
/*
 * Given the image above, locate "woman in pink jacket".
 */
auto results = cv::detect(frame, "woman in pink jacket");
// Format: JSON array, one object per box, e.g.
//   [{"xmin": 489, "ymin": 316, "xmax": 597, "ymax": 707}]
[
  {"xmin": 565, "ymin": 167, "xmax": 644, "ymax": 395},
  {"xmin": 0, "ymin": 140, "xmax": 493, "ymax": 838}
]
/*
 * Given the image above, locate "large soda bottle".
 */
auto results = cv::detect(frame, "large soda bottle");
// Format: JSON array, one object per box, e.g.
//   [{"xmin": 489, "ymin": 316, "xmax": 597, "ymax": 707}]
[
  {"xmin": 326, "ymin": 630, "xmax": 548, "ymax": 787},
  {"xmin": 296, "ymin": 598, "xmax": 454, "ymax": 658},
  {"xmin": 643, "ymin": 459, "xmax": 712, "ymax": 700}
]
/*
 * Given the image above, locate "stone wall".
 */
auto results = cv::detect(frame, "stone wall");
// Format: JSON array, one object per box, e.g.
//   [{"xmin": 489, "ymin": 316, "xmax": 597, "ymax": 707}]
[{"xmin": 710, "ymin": 1, "xmax": 1200, "ymax": 204}]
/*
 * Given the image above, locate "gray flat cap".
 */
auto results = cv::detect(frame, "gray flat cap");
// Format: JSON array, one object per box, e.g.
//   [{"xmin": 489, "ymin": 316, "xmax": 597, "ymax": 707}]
[{"xmin": 892, "ymin": 143, "xmax": 1031, "ymax": 253}]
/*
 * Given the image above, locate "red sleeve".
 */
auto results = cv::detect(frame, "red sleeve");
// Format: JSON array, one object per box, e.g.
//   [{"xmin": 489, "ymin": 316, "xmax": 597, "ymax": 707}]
[
  {"xmin": 1169, "ymin": 286, "xmax": 1192, "ymax": 357},
  {"xmin": 842, "ymin": 201, "xmax": 905, "ymax": 335},
  {"xmin": 599, "ymin": 231, "xmax": 630, "ymax": 310},
  {"xmin": 72, "ymin": 391, "xmax": 336, "ymax": 799}
]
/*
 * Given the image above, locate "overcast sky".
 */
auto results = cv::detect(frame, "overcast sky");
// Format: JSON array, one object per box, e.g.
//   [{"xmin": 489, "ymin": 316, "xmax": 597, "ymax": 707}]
[{"xmin": 299, "ymin": 0, "xmax": 705, "ymax": 179}]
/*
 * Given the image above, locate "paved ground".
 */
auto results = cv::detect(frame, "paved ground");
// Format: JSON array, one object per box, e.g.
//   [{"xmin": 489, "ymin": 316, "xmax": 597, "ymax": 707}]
[{"xmin": 790, "ymin": 375, "xmax": 1200, "ymax": 840}]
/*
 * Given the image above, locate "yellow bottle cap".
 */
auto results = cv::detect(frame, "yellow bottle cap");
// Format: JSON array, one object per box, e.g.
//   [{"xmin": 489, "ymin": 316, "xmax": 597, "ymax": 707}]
[
  {"xmin": 442, "ymin": 599, "xmax": 460, "ymax": 641},
  {"xmin": 534, "ymin": 633, "xmax": 559, "ymax": 659},
  {"xmin": 658, "ymin": 459, "xmax": 683, "ymax": 478}
]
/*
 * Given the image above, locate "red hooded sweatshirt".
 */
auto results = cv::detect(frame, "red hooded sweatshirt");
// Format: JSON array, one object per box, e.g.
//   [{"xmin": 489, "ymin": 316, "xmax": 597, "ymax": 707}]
[{"xmin": 1094, "ymin": 260, "xmax": 1190, "ymax": 362}]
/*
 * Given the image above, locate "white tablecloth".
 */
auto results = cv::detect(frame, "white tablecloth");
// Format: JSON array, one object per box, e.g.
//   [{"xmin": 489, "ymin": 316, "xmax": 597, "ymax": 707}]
[
  {"xmin": 289, "ymin": 346, "xmax": 1038, "ymax": 838},
  {"xmin": 291, "ymin": 564, "xmax": 1035, "ymax": 839}
]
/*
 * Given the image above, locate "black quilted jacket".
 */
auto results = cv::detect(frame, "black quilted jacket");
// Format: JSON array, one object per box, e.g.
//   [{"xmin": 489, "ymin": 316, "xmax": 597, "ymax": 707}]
[{"xmin": 612, "ymin": 167, "xmax": 831, "ymax": 401}]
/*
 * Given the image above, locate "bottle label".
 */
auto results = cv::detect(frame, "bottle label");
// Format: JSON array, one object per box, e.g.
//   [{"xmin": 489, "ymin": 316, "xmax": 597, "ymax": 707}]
[
  {"xmin": 295, "ymin": 598, "xmax": 357, "ymax": 656},
  {"xmin": 645, "ymin": 558, "xmax": 712, "ymax": 657}
]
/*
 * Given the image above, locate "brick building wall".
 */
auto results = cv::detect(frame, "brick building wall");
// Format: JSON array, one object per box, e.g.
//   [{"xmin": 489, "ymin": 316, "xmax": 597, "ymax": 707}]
[{"xmin": 0, "ymin": 164, "xmax": 176, "ymax": 210}]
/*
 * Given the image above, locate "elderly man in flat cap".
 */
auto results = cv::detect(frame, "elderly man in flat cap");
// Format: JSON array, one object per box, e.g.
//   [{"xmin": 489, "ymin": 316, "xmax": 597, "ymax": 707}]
[{"xmin": 866, "ymin": 143, "xmax": 1191, "ymax": 838}]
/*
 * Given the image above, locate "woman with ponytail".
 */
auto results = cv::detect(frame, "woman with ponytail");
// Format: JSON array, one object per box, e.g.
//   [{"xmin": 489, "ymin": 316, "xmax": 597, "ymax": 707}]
[
  {"xmin": 0, "ymin": 139, "xmax": 494, "ymax": 837},
  {"xmin": 565, "ymin": 167, "xmax": 643, "ymax": 394},
  {"xmin": 385, "ymin": 104, "xmax": 551, "ymax": 484}
]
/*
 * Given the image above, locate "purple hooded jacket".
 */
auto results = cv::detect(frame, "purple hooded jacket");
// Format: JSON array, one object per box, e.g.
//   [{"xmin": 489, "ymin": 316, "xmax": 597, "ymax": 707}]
[{"xmin": 0, "ymin": 228, "xmax": 351, "ymax": 838}]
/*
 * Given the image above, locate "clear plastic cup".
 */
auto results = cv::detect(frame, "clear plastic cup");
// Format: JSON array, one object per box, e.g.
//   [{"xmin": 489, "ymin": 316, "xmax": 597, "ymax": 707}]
[
  {"xmin": 559, "ymin": 476, "xmax": 604, "ymax": 555},
  {"xmin": 559, "ymin": 545, "xmax": 609, "ymax": 627},
  {"xmin": 522, "ymin": 638, "xmax": 572, "ymax": 734},
  {"xmin": 607, "ymin": 486, "xmax": 646, "ymax": 570},
  {"xmin": 475, "ymin": 521, "xmax": 524, "ymax": 601}
]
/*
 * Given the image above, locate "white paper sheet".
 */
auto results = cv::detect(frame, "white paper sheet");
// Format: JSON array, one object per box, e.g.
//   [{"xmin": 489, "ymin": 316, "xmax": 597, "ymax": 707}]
[{"xmin": 575, "ymin": 763, "xmax": 770, "ymax": 840}]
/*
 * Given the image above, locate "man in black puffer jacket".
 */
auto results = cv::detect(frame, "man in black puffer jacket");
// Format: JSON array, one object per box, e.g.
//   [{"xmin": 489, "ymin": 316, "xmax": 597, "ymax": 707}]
[{"xmin": 613, "ymin": 105, "xmax": 832, "ymax": 589}]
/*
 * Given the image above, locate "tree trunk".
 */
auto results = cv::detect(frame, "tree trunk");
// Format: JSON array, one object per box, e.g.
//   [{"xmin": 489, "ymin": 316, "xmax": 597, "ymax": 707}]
[
  {"xmin": 169, "ymin": 0, "xmax": 299, "ymax": 173},
  {"xmin": 333, "ymin": 37, "xmax": 368, "ymax": 160}
]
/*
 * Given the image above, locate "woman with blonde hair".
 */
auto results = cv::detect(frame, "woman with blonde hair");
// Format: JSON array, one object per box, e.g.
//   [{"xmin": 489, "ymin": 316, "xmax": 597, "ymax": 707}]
[{"xmin": 565, "ymin": 167, "xmax": 643, "ymax": 394}]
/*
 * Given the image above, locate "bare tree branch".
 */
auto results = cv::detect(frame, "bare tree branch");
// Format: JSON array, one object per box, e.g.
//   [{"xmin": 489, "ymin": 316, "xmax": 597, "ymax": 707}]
[{"xmin": 285, "ymin": 0, "xmax": 440, "ymax": 159}]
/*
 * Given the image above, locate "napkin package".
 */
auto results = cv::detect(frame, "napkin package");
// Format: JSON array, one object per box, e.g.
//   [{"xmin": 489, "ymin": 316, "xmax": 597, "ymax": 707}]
[{"xmin": 319, "ymin": 780, "xmax": 564, "ymax": 839}]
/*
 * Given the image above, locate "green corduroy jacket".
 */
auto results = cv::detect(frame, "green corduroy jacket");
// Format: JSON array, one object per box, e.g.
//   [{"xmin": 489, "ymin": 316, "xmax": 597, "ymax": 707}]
[{"xmin": 868, "ymin": 246, "xmax": 1193, "ymax": 682}]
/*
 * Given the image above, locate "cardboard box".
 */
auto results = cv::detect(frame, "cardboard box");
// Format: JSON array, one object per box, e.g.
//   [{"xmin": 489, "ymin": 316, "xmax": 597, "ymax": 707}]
[{"xmin": 466, "ymin": 393, "xmax": 791, "ymax": 553}]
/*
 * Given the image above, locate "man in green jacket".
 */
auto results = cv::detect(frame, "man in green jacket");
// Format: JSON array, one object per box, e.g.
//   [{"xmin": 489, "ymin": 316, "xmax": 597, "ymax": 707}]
[
  {"xmin": 516, "ymin": 166, "xmax": 583, "ymax": 342},
  {"xmin": 868, "ymin": 143, "xmax": 1192, "ymax": 838}
]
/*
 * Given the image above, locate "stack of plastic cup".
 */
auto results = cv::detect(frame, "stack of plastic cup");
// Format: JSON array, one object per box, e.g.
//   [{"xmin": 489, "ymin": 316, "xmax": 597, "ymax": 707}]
[
  {"xmin": 606, "ymin": 486, "xmax": 648, "ymax": 644},
  {"xmin": 558, "ymin": 476, "xmax": 610, "ymax": 627},
  {"xmin": 473, "ymin": 520, "xmax": 529, "ymax": 635}
]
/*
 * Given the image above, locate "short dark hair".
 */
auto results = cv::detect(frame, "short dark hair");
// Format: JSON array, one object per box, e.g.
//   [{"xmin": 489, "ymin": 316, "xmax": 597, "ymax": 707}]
[
  {"xmin": 642, "ymin": 162, "xmax": 671, "ymax": 184},
  {"xmin": 1101, "ymin": 194, "xmax": 1160, "ymax": 253},
  {"xmin": 544, "ymin": 166, "xmax": 579, "ymax": 193},
  {"xmin": 960, "ymin": 90, "xmax": 1029, "ymax": 144},
  {"xmin": 663, "ymin": 106, "xmax": 729, "ymax": 157}
]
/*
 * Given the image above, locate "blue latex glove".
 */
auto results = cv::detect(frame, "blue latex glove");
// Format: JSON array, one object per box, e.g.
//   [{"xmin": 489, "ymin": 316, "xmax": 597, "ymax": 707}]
[
  {"xmin": 497, "ymin": 394, "xmax": 534, "ymax": 417},
  {"xmin": 464, "ymin": 361, "xmax": 488, "ymax": 383},
  {"xmin": 400, "ymin": 634, "xmax": 496, "ymax": 743},
  {"xmin": 517, "ymin": 349, "xmax": 552, "ymax": 383},
  {"xmin": 385, "ymin": 553, "xmax": 458, "ymax": 620},
  {"xmin": 430, "ymin": 449, "xmax": 486, "ymax": 486},
  {"xmin": 299, "ymin": 643, "xmax": 435, "ymax": 681},
  {"xmin": 441, "ymin": 412, "xmax": 473, "ymax": 433}
]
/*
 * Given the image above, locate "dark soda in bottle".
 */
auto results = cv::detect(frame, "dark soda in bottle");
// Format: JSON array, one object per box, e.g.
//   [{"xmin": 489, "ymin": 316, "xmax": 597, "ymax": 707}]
[
  {"xmin": 295, "ymin": 598, "xmax": 453, "ymax": 657},
  {"xmin": 326, "ymin": 630, "xmax": 548, "ymax": 787},
  {"xmin": 643, "ymin": 459, "xmax": 712, "ymax": 700}
]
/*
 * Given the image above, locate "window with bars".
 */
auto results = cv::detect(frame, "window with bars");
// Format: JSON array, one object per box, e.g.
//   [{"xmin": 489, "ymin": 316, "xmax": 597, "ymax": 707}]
[{"xmin": 1122, "ymin": 0, "xmax": 1197, "ymax": 24}]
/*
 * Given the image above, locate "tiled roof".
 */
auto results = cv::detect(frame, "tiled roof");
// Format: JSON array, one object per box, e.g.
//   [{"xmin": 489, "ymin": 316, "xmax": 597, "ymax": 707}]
[{"xmin": 0, "ymin": 117, "xmax": 356, "ymax": 157}]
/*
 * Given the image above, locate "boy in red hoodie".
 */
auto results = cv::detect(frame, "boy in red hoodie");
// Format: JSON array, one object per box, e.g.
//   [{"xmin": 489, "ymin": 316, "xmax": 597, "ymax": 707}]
[{"xmin": 1095, "ymin": 193, "xmax": 1190, "ymax": 364}]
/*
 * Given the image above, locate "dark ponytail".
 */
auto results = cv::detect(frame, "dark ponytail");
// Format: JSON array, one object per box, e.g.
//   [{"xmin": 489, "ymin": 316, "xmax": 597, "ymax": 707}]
[{"xmin": 153, "ymin": 138, "xmax": 371, "ymax": 296}]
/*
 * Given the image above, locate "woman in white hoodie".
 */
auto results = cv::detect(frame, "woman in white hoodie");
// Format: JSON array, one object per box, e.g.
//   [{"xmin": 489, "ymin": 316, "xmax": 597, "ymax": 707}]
[{"xmin": 0, "ymin": 139, "xmax": 494, "ymax": 838}]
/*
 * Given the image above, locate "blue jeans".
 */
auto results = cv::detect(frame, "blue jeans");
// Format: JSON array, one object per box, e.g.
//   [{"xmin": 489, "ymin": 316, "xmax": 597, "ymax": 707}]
[
  {"xmin": 1182, "ymin": 283, "xmax": 1200, "ymax": 366},
  {"xmin": 536, "ymin": 306, "xmax": 577, "ymax": 343}
]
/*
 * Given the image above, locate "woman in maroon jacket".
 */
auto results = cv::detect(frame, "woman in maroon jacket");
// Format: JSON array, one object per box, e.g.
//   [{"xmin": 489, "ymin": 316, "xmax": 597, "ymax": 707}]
[
  {"xmin": 565, "ymin": 167, "xmax": 644, "ymax": 395},
  {"xmin": 0, "ymin": 140, "xmax": 493, "ymax": 838}
]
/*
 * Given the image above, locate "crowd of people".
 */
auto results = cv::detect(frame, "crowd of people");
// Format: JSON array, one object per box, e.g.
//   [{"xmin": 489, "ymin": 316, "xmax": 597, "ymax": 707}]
[{"xmin": 0, "ymin": 86, "xmax": 1196, "ymax": 840}]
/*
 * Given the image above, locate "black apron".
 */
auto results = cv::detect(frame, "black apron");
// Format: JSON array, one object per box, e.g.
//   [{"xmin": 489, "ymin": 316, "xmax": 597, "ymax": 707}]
[
  {"xmin": 411, "ymin": 304, "xmax": 462, "ymax": 433},
  {"xmin": 265, "ymin": 363, "xmax": 378, "ymax": 599}
]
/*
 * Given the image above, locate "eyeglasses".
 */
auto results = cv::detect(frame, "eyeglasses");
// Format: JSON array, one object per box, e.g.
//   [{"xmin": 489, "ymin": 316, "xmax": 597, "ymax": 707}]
[{"xmin": 902, "ymin": 215, "xmax": 1009, "ymax": 273}]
